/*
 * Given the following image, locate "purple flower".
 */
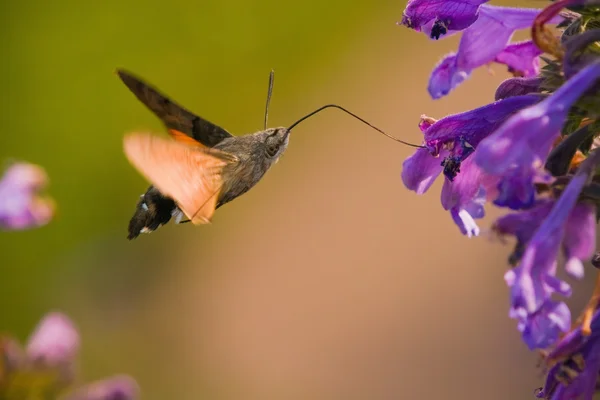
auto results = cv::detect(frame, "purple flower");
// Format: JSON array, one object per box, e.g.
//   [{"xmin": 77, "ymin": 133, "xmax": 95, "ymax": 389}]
[
  {"xmin": 0, "ymin": 162, "xmax": 54, "ymax": 230},
  {"xmin": 0, "ymin": 312, "xmax": 139, "ymax": 400},
  {"xmin": 475, "ymin": 59, "xmax": 600, "ymax": 210},
  {"xmin": 26, "ymin": 312, "xmax": 80, "ymax": 369},
  {"xmin": 428, "ymin": 5, "xmax": 561, "ymax": 99},
  {"xmin": 502, "ymin": 153, "xmax": 598, "ymax": 349},
  {"xmin": 512, "ymin": 301, "xmax": 572, "ymax": 351},
  {"xmin": 495, "ymin": 76, "xmax": 543, "ymax": 100},
  {"xmin": 401, "ymin": 95, "xmax": 541, "ymax": 235},
  {"xmin": 536, "ymin": 308, "xmax": 600, "ymax": 400},
  {"xmin": 399, "ymin": 0, "xmax": 489, "ymax": 39}
]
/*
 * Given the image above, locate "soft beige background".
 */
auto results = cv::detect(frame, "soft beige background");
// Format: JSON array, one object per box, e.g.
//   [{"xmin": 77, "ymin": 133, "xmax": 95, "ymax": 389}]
[{"xmin": 1, "ymin": 0, "xmax": 596, "ymax": 399}]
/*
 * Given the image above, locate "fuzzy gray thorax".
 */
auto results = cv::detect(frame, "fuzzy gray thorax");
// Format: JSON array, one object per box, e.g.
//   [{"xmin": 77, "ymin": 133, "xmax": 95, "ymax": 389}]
[{"xmin": 214, "ymin": 127, "xmax": 290, "ymax": 207}]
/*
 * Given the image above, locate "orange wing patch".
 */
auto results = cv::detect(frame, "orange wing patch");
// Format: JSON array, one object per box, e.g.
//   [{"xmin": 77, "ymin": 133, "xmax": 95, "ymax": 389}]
[
  {"xmin": 123, "ymin": 133, "xmax": 238, "ymax": 224},
  {"xmin": 168, "ymin": 129, "xmax": 206, "ymax": 148}
]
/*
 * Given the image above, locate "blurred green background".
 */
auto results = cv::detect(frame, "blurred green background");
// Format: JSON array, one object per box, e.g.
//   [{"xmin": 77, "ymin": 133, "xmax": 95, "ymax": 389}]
[
  {"xmin": 0, "ymin": 0, "xmax": 384, "ymax": 321},
  {"xmin": 1, "ymin": 0, "xmax": 597, "ymax": 399}
]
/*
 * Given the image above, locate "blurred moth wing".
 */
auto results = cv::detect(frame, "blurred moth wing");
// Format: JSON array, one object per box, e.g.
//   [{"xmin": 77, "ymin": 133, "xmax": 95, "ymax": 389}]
[{"xmin": 123, "ymin": 133, "xmax": 238, "ymax": 224}]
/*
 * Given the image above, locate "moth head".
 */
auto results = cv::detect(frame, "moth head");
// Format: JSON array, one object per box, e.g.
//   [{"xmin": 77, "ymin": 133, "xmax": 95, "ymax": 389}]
[{"xmin": 263, "ymin": 127, "xmax": 290, "ymax": 159}]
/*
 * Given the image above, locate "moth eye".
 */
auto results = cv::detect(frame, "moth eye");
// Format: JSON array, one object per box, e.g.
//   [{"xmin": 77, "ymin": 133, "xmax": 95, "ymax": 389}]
[{"xmin": 266, "ymin": 143, "xmax": 279, "ymax": 157}]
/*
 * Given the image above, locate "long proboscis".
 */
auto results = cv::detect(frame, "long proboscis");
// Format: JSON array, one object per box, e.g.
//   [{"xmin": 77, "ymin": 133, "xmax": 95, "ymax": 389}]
[{"xmin": 287, "ymin": 104, "xmax": 423, "ymax": 148}]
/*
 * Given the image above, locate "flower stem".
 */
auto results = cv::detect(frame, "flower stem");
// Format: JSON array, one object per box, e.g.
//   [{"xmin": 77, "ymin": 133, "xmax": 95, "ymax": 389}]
[
  {"xmin": 532, "ymin": 0, "xmax": 573, "ymax": 59},
  {"xmin": 575, "ymin": 271, "xmax": 600, "ymax": 335}
]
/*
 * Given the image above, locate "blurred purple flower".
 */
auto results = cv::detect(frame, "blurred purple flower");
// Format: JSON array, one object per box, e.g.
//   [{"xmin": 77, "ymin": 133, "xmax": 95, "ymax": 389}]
[
  {"xmin": 502, "ymin": 151, "xmax": 598, "ymax": 349},
  {"xmin": 536, "ymin": 307, "xmax": 600, "ymax": 400},
  {"xmin": 495, "ymin": 76, "xmax": 543, "ymax": 100},
  {"xmin": 427, "ymin": 5, "xmax": 562, "ymax": 99},
  {"xmin": 0, "ymin": 162, "xmax": 54, "ymax": 230},
  {"xmin": 401, "ymin": 95, "xmax": 540, "ymax": 235},
  {"xmin": 26, "ymin": 312, "xmax": 80, "ymax": 369},
  {"xmin": 400, "ymin": 0, "xmax": 489, "ymax": 39},
  {"xmin": 475, "ymin": 59, "xmax": 600, "ymax": 210},
  {"xmin": 0, "ymin": 312, "xmax": 139, "ymax": 400}
]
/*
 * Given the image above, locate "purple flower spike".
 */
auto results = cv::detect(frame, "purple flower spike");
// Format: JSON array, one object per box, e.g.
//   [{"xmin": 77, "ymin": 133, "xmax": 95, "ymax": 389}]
[
  {"xmin": 26, "ymin": 312, "xmax": 80, "ymax": 369},
  {"xmin": 495, "ymin": 76, "xmax": 543, "ymax": 100},
  {"xmin": 504, "ymin": 152, "xmax": 598, "ymax": 349},
  {"xmin": 65, "ymin": 375, "xmax": 139, "ymax": 400},
  {"xmin": 0, "ymin": 162, "xmax": 54, "ymax": 230},
  {"xmin": 475, "ymin": 59, "xmax": 600, "ymax": 210},
  {"xmin": 400, "ymin": 0, "xmax": 489, "ymax": 39},
  {"xmin": 536, "ymin": 308, "xmax": 600, "ymax": 400},
  {"xmin": 428, "ymin": 5, "xmax": 561, "ymax": 99}
]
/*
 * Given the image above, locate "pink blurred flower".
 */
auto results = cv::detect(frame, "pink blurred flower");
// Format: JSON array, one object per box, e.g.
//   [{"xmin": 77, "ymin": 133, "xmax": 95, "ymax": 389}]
[{"xmin": 0, "ymin": 162, "xmax": 55, "ymax": 230}]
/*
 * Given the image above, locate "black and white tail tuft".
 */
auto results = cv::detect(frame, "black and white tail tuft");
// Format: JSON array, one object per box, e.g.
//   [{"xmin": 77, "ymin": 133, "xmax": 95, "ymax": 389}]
[{"xmin": 127, "ymin": 186, "xmax": 183, "ymax": 240}]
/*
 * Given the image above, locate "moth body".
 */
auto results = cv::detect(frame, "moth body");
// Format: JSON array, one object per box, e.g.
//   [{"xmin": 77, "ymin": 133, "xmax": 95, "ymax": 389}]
[{"xmin": 117, "ymin": 68, "xmax": 290, "ymax": 239}]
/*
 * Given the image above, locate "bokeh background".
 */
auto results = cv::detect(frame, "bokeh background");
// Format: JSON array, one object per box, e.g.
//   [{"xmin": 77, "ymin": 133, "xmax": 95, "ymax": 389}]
[{"xmin": 1, "ymin": 0, "xmax": 597, "ymax": 399}]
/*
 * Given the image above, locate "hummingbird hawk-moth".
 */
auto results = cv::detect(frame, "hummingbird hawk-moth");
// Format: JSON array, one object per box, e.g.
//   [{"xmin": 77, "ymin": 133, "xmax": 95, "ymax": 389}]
[{"xmin": 118, "ymin": 69, "xmax": 419, "ymax": 239}]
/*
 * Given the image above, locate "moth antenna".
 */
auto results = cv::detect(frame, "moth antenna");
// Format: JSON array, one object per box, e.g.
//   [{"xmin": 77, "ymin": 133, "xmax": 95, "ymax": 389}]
[
  {"xmin": 263, "ymin": 69, "xmax": 275, "ymax": 130},
  {"xmin": 287, "ymin": 104, "xmax": 424, "ymax": 148}
]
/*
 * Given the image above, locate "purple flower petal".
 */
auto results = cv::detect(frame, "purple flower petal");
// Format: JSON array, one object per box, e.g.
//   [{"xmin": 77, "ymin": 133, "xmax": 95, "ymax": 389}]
[
  {"xmin": 475, "ymin": 60, "xmax": 600, "ymax": 209},
  {"xmin": 65, "ymin": 375, "xmax": 139, "ymax": 400},
  {"xmin": 494, "ymin": 200, "xmax": 554, "ymax": 243},
  {"xmin": 495, "ymin": 76, "xmax": 543, "ymax": 100},
  {"xmin": 563, "ymin": 202, "xmax": 596, "ymax": 279},
  {"xmin": 424, "ymin": 95, "xmax": 542, "ymax": 151},
  {"xmin": 0, "ymin": 162, "xmax": 54, "ymax": 230},
  {"xmin": 26, "ymin": 312, "xmax": 80, "ymax": 369},
  {"xmin": 494, "ymin": 40, "xmax": 542, "ymax": 77},
  {"xmin": 401, "ymin": 147, "xmax": 447, "ymax": 195},
  {"xmin": 493, "ymin": 199, "xmax": 554, "ymax": 262},
  {"xmin": 441, "ymin": 157, "xmax": 488, "ymax": 237},
  {"xmin": 457, "ymin": 6, "xmax": 547, "ymax": 65},
  {"xmin": 537, "ymin": 309, "xmax": 600, "ymax": 400},
  {"xmin": 428, "ymin": 5, "xmax": 561, "ymax": 98},
  {"xmin": 558, "ymin": 339, "xmax": 600, "ymax": 400},
  {"xmin": 400, "ymin": 0, "xmax": 489, "ymax": 39},
  {"xmin": 428, "ymin": 54, "xmax": 470, "ymax": 99},
  {"xmin": 511, "ymin": 300, "xmax": 571, "ymax": 350},
  {"xmin": 547, "ymin": 310, "xmax": 600, "ymax": 362},
  {"xmin": 450, "ymin": 207, "xmax": 480, "ymax": 237},
  {"xmin": 504, "ymin": 155, "xmax": 594, "ymax": 348}
]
